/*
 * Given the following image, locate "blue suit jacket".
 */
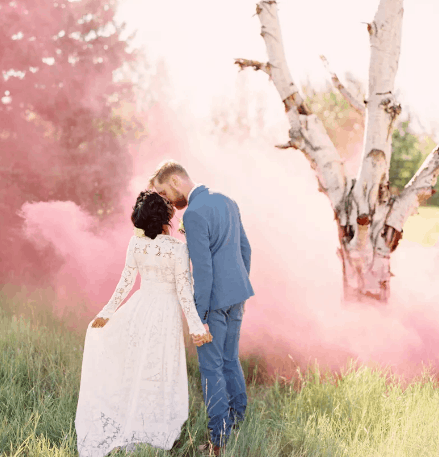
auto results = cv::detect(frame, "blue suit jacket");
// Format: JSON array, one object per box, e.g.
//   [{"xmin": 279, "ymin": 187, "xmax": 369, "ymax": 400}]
[{"xmin": 183, "ymin": 185, "xmax": 254, "ymax": 324}]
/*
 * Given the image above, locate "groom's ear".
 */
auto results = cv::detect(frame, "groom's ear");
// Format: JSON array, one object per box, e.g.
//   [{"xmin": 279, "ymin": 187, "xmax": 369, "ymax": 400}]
[{"xmin": 170, "ymin": 174, "xmax": 180, "ymax": 187}]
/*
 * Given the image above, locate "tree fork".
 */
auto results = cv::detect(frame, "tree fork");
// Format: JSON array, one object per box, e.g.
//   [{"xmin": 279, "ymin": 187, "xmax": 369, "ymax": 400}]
[{"xmin": 237, "ymin": 0, "xmax": 439, "ymax": 305}]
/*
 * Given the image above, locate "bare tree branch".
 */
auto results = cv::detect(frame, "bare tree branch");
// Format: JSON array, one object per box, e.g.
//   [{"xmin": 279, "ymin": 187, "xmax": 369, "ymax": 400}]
[
  {"xmin": 350, "ymin": 0, "xmax": 404, "ymax": 251},
  {"xmin": 275, "ymin": 141, "xmax": 294, "ymax": 149},
  {"xmin": 234, "ymin": 58, "xmax": 272, "ymax": 76},
  {"xmin": 241, "ymin": 0, "xmax": 347, "ymax": 220},
  {"xmin": 238, "ymin": 0, "xmax": 435, "ymax": 303},
  {"xmin": 386, "ymin": 145, "xmax": 439, "ymax": 231},
  {"xmin": 320, "ymin": 55, "xmax": 365, "ymax": 115}
]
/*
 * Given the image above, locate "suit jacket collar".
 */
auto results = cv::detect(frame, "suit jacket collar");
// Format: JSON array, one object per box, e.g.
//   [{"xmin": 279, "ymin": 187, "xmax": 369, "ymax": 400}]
[{"xmin": 188, "ymin": 184, "xmax": 208, "ymax": 205}]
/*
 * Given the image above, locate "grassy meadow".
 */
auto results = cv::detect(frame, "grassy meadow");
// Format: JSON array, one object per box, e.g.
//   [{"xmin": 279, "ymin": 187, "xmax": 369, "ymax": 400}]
[
  {"xmin": 1, "ymin": 208, "xmax": 439, "ymax": 457},
  {"xmin": 400, "ymin": 206, "xmax": 439, "ymax": 246}
]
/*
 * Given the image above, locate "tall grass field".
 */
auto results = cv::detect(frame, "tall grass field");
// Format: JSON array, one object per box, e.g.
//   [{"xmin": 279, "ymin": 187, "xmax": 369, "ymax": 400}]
[{"xmin": 1, "ymin": 208, "xmax": 439, "ymax": 456}]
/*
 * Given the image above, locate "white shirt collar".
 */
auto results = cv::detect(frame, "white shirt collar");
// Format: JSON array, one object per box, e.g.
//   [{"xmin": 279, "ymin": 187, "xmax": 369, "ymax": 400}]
[{"xmin": 187, "ymin": 183, "xmax": 202, "ymax": 202}]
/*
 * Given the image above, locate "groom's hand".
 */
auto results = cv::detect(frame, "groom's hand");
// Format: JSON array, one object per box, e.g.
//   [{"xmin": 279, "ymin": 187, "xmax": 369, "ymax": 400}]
[
  {"xmin": 192, "ymin": 333, "xmax": 207, "ymax": 346},
  {"xmin": 192, "ymin": 334, "xmax": 204, "ymax": 347},
  {"xmin": 192, "ymin": 324, "xmax": 213, "ymax": 346}
]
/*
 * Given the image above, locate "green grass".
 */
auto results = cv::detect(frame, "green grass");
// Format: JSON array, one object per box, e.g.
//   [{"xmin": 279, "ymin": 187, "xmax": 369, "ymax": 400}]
[
  {"xmin": 1, "ymin": 290, "xmax": 439, "ymax": 457},
  {"xmin": 2, "ymin": 208, "xmax": 439, "ymax": 456}
]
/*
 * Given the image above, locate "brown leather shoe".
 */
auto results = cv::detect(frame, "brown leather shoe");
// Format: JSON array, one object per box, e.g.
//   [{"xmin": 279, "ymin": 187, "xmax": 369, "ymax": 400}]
[{"xmin": 198, "ymin": 441, "xmax": 226, "ymax": 456}]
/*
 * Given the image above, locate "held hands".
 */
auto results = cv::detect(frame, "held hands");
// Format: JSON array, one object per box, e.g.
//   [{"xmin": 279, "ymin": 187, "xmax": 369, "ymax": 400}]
[
  {"xmin": 191, "ymin": 331, "xmax": 213, "ymax": 347},
  {"xmin": 91, "ymin": 317, "xmax": 109, "ymax": 328},
  {"xmin": 191, "ymin": 323, "xmax": 213, "ymax": 347}
]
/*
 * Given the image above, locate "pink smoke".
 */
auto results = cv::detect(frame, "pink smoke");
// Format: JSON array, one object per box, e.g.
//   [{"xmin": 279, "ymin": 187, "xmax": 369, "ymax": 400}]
[{"xmin": 19, "ymin": 101, "xmax": 439, "ymax": 381}]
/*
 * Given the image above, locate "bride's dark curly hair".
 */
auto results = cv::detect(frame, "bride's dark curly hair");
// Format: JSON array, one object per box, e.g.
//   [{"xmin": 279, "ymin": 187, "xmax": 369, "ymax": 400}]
[{"xmin": 131, "ymin": 190, "xmax": 175, "ymax": 239}]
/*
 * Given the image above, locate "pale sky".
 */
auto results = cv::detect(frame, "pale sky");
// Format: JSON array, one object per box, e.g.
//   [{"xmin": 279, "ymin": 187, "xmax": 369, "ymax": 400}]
[{"xmin": 116, "ymin": 0, "xmax": 439, "ymax": 137}]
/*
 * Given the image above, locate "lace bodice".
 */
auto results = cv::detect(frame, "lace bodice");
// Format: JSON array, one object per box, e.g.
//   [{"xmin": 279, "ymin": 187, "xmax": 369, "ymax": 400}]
[{"xmin": 96, "ymin": 235, "xmax": 206, "ymax": 336}]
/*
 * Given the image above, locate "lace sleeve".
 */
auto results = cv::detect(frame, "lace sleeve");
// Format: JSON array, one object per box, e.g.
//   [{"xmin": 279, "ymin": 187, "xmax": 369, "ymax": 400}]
[
  {"xmin": 175, "ymin": 243, "xmax": 207, "ymax": 336},
  {"xmin": 97, "ymin": 236, "xmax": 138, "ymax": 319}
]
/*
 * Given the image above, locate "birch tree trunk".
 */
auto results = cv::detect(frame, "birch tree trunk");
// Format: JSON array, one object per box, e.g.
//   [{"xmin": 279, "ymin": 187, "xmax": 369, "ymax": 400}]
[{"xmin": 236, "ymin": 0, "xmax": 439, "ymax": 304}]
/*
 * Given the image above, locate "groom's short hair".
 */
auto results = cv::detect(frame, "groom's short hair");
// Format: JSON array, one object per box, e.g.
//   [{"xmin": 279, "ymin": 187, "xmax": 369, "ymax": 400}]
[{"xmin": 148, "ymin": 160, "xmax": 189, "ymax": 187}]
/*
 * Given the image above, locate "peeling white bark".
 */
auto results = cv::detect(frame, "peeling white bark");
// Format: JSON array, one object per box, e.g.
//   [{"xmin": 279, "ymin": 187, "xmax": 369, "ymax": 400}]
[
  {"xmin": 294, "ymin": 113, "xmax": 347, "ymax": 218},
  {"xmin": 238, "ymin": 0, "xmax": 439, "ymax": 304},
  {"xmin": 343, "ymin": 0, "xmax": 403, "ymax": 297},
  {"xmin": 255, "ymin": 2, "xmax": 302, "ymax": 104},
  {"xmin": 352, "ymin": 0, "xmax": 403, "ymax": 219},
  {"xmin": 235, "ymin": 1, "xmax": 347, "ymax": 217}
]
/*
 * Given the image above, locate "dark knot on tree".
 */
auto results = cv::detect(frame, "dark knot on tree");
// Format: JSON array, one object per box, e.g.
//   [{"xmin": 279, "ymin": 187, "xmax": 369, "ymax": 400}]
[
  {"xmin": 357, "ymin": 214, "xmax": 370, "ymax": 226},
  {"xmin": 382, "ymin": 225, "xmax": 403, "ymax": 253}
]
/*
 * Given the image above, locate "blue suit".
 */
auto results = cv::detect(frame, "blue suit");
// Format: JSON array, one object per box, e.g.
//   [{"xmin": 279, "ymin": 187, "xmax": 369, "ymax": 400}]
[{"xmin": 183, "ymin": 185, "xmax": 254, "ymax": 447}]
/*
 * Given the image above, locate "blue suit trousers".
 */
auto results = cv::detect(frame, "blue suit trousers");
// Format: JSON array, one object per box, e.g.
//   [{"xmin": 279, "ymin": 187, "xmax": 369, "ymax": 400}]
[{"xmin": 196, "ymin": 301, "xmax": 247, "ymax": 447}]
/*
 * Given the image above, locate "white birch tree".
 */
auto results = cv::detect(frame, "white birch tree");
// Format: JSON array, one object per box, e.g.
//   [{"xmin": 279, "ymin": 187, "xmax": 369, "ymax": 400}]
[{"xmin": 236, "ymin": 0, "xmax": 439, "ymax": 303}]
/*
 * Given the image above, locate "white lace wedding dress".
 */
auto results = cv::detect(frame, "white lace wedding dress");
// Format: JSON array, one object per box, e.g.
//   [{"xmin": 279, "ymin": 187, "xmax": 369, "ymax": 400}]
[{"xmin": 75, "ymin": 234, "xmax": 206, "ymax": 457}]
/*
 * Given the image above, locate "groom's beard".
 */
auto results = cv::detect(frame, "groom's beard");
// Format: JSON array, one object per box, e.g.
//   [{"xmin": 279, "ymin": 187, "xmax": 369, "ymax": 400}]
[{"xmin": 173, "ymin": 192, "xmax": 188, "ymax": 210}]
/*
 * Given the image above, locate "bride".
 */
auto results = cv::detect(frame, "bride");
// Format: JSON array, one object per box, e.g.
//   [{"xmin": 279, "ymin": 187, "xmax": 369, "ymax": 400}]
[{"xmin": 75, "ymin": 190, "xmax": 212, "ymax": 457}]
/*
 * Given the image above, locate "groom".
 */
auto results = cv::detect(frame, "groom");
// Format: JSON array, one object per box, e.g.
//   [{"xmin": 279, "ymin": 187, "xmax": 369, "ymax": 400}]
[{"xmin": 149, "ymin": 160, "xmax": 254, "ymax": 455}]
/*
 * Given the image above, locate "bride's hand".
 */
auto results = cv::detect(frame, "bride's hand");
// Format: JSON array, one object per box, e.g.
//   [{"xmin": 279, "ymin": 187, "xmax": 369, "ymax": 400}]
[{"xmin": 91, "ymin": 317, "xmax": 109, "ymax": 328}]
